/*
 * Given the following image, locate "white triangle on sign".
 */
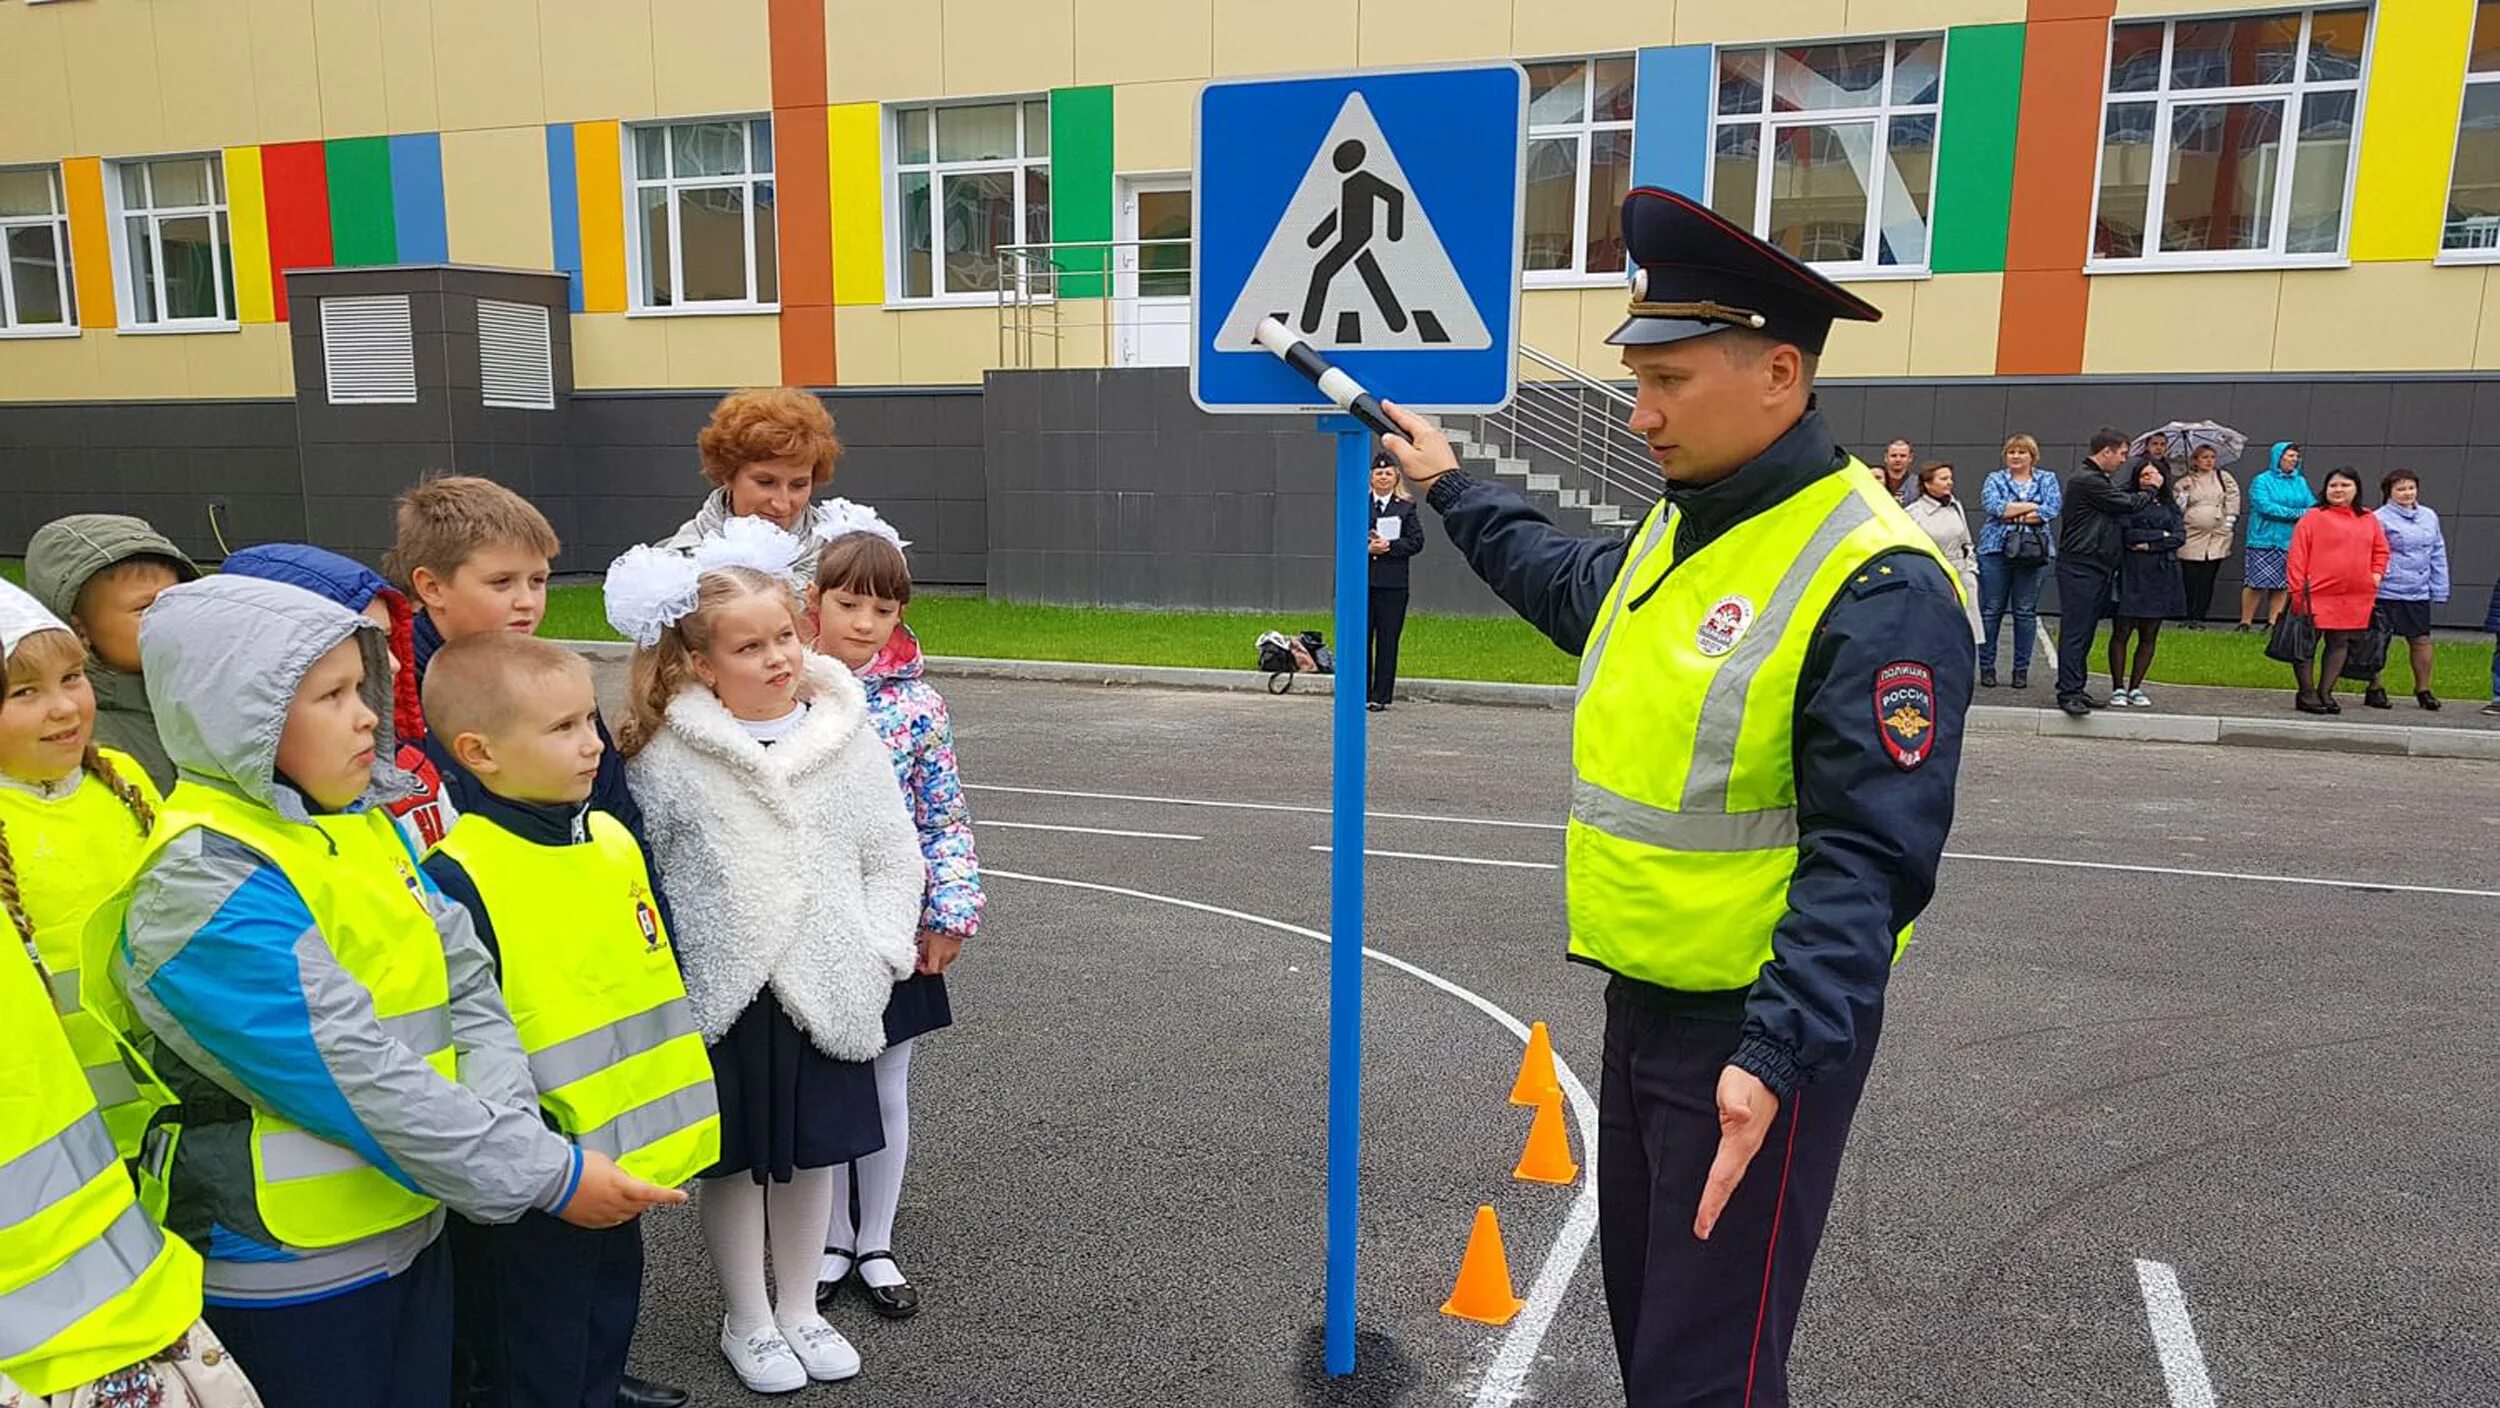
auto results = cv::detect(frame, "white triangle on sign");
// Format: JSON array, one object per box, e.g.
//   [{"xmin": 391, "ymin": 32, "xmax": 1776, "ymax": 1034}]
[{"xmin": 1215, "ymin": 92, "xmax": 1492, "ymax": 354}]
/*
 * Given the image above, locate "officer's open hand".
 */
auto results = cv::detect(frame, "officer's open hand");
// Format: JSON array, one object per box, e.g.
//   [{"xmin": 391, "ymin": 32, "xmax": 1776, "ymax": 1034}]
[
  {"xmin": 1377, "ymin": 402, "xmax": 1459, "ymax": 491},
  {"xmin": 1694, "ymin": 1065, "xmax": 1780, "ymax": 1241},
  {"xmin": 560, "ymin": 1149, "xmax": 689, "ymax": 1229}
]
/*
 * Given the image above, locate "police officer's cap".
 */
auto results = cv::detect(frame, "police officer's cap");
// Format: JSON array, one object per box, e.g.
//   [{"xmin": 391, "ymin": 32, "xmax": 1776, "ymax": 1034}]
[{"xmin": 1606, "ymin": 188, "xmax": 1882, "ymax": 355}]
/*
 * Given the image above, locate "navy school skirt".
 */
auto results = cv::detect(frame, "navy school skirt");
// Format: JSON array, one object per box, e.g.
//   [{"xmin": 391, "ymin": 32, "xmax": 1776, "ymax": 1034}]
[{"xmin": 703, "ymin": 990, "xmax": 886, "ymax": 1184}]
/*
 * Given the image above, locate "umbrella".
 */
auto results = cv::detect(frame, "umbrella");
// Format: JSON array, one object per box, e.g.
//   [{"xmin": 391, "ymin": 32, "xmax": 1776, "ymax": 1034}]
[{"xmin": 2131, "ymin": 420, "xmax": 2247, "ymax": 469}]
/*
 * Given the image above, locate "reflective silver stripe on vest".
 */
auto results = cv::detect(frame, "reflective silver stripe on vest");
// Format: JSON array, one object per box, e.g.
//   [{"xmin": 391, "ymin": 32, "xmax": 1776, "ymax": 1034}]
[
  {"xmin": 377, "ymin": 1004, "xmax": 453, "ymax": 1055},
  {"xmin": 0, "ymin": 1112, "xmax": 117, "ymax": 1233},
  {"xmin": 47, "ymin": 967, "xmax": 80, "ymax": 1010},
  {"xmin": 82, "ymin": 1059, "xmax": 141, "ymax": 1112},
  {"xmin": 0, "ymin": 1199, "xmax": 163, "ymax": 1358},
  {"xmin": 260, "ymin": 1129, "xmax": 376, "ymax": 1184},
  {"xmin": 1680, "ymin": 493, "xmax": 1878, "ymax": 811},
  {"xmin": 1578, "ymin": 505, "xmax": 1675, "ymax": 697},
  {"xmin": 527, "ymin": 997, "xmax": 700, "ymax": 1093},
  {"xmin": 1571, "ymin": 777, "xmax": 1800, "ymax": 853},
  {"xmin": 574, "ymin": 1083, "xmax": 716, "ymax": 1162}
]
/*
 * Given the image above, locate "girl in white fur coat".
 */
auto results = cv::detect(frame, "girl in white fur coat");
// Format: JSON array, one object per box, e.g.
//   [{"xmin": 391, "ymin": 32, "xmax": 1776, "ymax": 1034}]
[{"xmin": 615, "ymin": 561, "xmax": 922, "ymax": 1393}]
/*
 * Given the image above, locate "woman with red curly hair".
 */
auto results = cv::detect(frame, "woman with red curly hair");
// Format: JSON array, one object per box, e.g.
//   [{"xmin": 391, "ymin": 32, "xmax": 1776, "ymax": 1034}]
[{"xmin": 663, "ymin": 388, "xmax": 886, "ymax": 578}]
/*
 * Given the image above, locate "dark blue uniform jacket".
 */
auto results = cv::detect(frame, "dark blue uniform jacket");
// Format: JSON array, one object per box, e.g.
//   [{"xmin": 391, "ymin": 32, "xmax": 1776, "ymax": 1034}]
[{"xmin": 1423, "ymin": 406, "xmax": 1973, "ymax": 1096}]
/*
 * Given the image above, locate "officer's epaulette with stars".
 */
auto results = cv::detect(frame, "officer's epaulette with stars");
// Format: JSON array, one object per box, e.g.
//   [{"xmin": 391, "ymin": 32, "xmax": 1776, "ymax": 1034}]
[{"xmin": 1840, "ymin": 549, "xmax": 1951, "ymax": 599}]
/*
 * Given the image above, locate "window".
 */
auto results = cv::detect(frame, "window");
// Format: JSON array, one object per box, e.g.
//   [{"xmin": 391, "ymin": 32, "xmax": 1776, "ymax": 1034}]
[
  {"xmin": 0, "ymin": 165, "xmax": 76, "ymax": 333},
  {"xmin": 628, "ymin": 117, "xmax": 777, "ymax": 310},
  {"xmin": 1523, "ymin": 57, "xmax": 1636, "ymax": 279},
  {"xmin": 892, "ymin": 99, "xmax": 1050, "ymax": 300},
  {"xmin": 1709, "ymin": 37, "xmax": 1942, "ymax": 274},
  {"xmin": 111, "ymin": 154, "xmax": 235, "ymax": 327},
  {"xmin": 2092, "ymin": 8, "xmax": 2367, "ymax": 265},
  {"xmin": 2444, "ymin": 3, "xmax": 2500, "ymax": 254}
]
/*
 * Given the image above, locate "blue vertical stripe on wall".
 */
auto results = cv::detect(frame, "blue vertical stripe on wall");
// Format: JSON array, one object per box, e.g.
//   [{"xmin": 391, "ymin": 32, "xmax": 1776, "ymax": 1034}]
[
  {"xmin": 1632, "ymin": 45, "xmax": 1713, "ymax": 198},
  {"xmin": 386, "ymin": 133, "xmax": 448, "ymax": 265},
  {"xmin": 543, "ymin": 124, "xmax": 585, "ymax": 313}
]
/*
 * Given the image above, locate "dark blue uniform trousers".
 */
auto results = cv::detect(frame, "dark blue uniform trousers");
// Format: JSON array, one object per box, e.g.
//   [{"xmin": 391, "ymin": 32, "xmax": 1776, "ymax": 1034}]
[
  {"xmin": 451, "ymin": 1210, "xmax": 645, "ymax": 1408},
  {"xmin": 206, "ymin": 1234, "xmax": 453, "ymax": 1408},
  {"xmin": 1598, "ymin": 980, "xmax": 1881, "ymax": 1407}
]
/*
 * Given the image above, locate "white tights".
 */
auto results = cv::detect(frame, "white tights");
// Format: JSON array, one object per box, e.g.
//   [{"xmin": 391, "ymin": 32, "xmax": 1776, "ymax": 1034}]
[
  {"xmin": 700, "ymin": 1165, "xmax": 837, "ymax": 1337},
  {"xmin": 828, "ymin": 1038, "xmax": 914, "ymax": 1287}
]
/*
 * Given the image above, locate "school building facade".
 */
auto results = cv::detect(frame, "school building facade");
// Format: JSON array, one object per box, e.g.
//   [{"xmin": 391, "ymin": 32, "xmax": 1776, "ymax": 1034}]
[{"xmin": 0, "ymin": 0, "xmax": 2495, "ymax": 620}]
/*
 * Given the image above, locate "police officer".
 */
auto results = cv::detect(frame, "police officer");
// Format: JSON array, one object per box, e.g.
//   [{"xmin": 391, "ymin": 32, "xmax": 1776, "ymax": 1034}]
[{"xmin": 1378, "ymin": 189, "xmax": 1972, "ymax": 1407}]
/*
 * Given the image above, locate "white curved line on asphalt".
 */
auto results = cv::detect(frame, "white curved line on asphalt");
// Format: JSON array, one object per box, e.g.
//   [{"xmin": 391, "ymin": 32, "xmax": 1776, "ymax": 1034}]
[
  {"xmin": 967, "ymin": 783, "xmax": 1569, "ymax": 831},
  {"xmin": 986, "ymin": 868, "xmax": 1601, "ymax": 1408},
  {"xmin": 978, "ymin": 820, "xmax": 1205, "ymax": 841}
]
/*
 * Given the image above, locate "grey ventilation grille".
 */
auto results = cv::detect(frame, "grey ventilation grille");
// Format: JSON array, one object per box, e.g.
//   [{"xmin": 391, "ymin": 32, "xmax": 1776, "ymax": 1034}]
[
  {"xmin": 478, "ymin": 299, "xmax": 555, "ymax": 410},
  {"xmin": 320, "ymin": 296, "xmax": 417, "ymax": 406}
]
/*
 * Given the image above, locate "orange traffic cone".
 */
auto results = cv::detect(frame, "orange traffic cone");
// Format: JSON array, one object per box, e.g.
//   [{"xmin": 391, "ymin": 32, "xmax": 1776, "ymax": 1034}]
[
  {"xmin": 1508, "ymin": 1021, "xmax": 1560, "ymax": 1106},
  {"xmin": 1440, "ymin": 1205, "xmax": 1526, "ymax": 1325},
  {"xmin": 1512, "ymin": 1088, "xmax": 1579, "ymax": 1184}
]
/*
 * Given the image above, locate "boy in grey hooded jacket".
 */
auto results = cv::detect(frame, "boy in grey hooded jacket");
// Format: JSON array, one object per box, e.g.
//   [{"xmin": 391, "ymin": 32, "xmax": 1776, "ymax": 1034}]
[{"xmin": 25, "ymin": 512, "xmax": 199, "ymax": 790}]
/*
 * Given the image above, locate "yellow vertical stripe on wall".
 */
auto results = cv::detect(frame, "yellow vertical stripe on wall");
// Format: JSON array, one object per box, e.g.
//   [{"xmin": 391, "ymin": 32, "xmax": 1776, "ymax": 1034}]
[
  {"xmin": 573, "ymin": 121, "xmax": 629, "ymax": 314},
  {"xmin": 224, "ymin": 146, "xmax": 277, "ymax": 324},
  {"xmin": 830, "ymin": 102, "xmax": 886, "ymax": 306},
  {"xmin": 60, "ymin": 157, "xmax": 116, "ymax": 330},
  {"xmin": 2348, "ymin": 2, "xmax": 2478, "ymax": 262}
]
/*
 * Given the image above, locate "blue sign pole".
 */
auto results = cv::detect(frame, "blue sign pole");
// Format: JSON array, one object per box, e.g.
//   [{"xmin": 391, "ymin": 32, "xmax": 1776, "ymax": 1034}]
[{"xmin": 1319, "ymin": 413, "xmax": 1369, "ymax": 1377}]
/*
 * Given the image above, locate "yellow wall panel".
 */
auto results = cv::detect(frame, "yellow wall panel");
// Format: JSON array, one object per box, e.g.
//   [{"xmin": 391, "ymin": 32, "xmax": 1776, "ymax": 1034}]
[
  {"xmin": 441, "ymin": 126, "xmax": 555, "ymax": 269},
  {"xmin": 309, "ymin": 0, "xmax": 390, "ymax": 139},
  {"xmin": 89, "ymin": 330, "xmax": 196, "ymax": 400},
  {"xmin": 946, "ymin": 0, "xmax": 1074, "ymax": 95},
  {"xmin": 574, "ymin": 123, "xmax": 631, "ymax": 314},
  {"xmin": 2347, "ymin": 1, "xmax": 2476, "ymax": 263},
  {"xmin": 2083, "ymin": 270, "xmax": 2281, "ymax": 374},
  {"xmin": 0, "ymin": 4, "xmax": 77, "ymax": 165},
  {"xmin": 151, "ymin": 1, "xmax": 263, "ymax": 150},
  {"xmin": 1212, "ymin": 0, "xmax": 1354, "ymax": 77},
  {"xmin": 896, "ymin": 304, "xmax": 1007, "ymax": 384},
  {"xmin": 651, "ymin": 0, "xmax": 773, "ymax": 117},
  {"xmin": 1677, "ymin": 0, "xmax": 1846, "ymax": 45},
  {"xmin": 432, "ymin": 0, "xmax": 548, "ymax": 133},
  {"xmin": 1822, "ymin": 278, "xmax": 1914, "ymax": 378},
  {"xmin": 541, "ymin": 0, "xmax": 659, "ymax": 124},
  {"xmin": 1112, "ymin": 80, "xmax": 1199, "ymax": 174},
  {"xmin": 1076, "ymin": 0, "xmax": 1212, "ymax": 86},
  {"xmin": 1846, "ymin": 0, "xmax": 2023, "ymax": 30},
  {"xmin": 1513, "ymin": 3, "xmax": 1674, "ymax": 59},
  {"xmin": 1905, "ymin": 272, "xmax": 2003, "ymax": 377},
  {"xmin": 245, "ymin": 0, "xmax": 327, "ymax": 144},
  {"xmin": 2272, "ymin": 264, "xmax": 2482, "ymax": 373},
  {"xmin": 833, "ymin": 305, "xmax": 903, "ymax": 385},
  {"xmin": 1573, "ymin": 288, "xmax": 1633, "ymax": 381},
  {"xmin": 60, "ymin": 158, "xmax": 116, "ymax": 332},
  {"xmin": 57, "ymin": 0, "xmax": 168, "ymax": 157},
  {"xmin": 667, "ymin": 314, "xmax": 783, "ymax": 387},
  {"xmin": 223, "ymin": 147, "xmax": 277, "ymax": 325},
  {"xmin": 830, "ymin": 104, "xmax": 887, "ymax": 306},
  {"xmin": 1356, "ymin": 0, "xmax": 1509, "ymax": 66},
  {"xmin": 380, "ymin": 0, "xmax": 444, "ymax": 135},
  {"xmin": 1520, "ymin": 288, "xmax": 1583, "ymax": 375},
  {"xmin": 571, "ymin": 313, "xmax": 673, "ymax": 389},
  {"xmin": 185, "ymin": 324, "xmax": 295, "ymax": 398},
  {"xmin": 0, "ymin": 335, "xmax": 98, "ymax": 402},
  {"xmin": 824, "ymin": 0, "xmax": 943, "ymax": 104}
]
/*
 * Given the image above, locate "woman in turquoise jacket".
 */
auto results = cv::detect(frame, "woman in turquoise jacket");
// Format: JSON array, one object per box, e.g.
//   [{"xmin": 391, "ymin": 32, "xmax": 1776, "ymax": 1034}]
[{"xmin": 2239, "ymin": 441, "xmax": 2313, "ymax": 631}]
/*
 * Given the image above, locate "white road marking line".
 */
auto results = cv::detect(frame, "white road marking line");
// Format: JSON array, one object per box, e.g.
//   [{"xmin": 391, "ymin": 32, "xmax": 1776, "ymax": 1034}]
[
  {"xmin": 978, "ymin": 820, "xmax": 1204, "ymax": 842},
  {"xmin": 1947, "ymin": 852, "xmax": 2500, "ymax": 900},
  {"xmin": 2134, "ymin": 1258, "xmax": 2220, "ymax": 1408},
  {"xmin": 985, "ymin": 868, "xmax": 1600, "ymax": 1408},
  {"xmin": 1308, "ymin": 844, "xmax": 1558, "ymax": 872},
  {"xmin": 967, "ymin": 783, "xmax": 1568, "ymax": 831}
]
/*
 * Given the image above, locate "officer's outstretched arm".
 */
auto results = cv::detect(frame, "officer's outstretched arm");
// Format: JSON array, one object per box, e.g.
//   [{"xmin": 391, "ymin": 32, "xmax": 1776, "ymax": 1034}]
[{"xmin": 1734, "ymin": 550, "xmax": 1973, "ymax": 1097}]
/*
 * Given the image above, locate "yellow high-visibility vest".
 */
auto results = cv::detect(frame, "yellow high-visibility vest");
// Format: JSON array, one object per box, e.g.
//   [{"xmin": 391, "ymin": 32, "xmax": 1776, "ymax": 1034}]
[
  {"xmin": 431, "ymin": 811, "xmax": 719, "ymax": 1188},
  {"xmin": 1567, "ymin": 462, "xmax": 1956, "ymax": 991}
]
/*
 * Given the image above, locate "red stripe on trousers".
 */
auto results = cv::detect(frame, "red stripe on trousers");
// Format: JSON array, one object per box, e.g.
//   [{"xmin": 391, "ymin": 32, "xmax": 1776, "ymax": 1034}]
[{"xmin": 1742, "ymin": 1093, "xmax": 1803, "ymax": 1408}]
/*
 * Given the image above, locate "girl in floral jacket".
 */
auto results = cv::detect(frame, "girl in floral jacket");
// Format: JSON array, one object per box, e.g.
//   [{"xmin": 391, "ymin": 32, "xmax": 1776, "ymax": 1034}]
[{"xmin": 805, "ymin": 524, "xmax": 984, "ymax": 1323}]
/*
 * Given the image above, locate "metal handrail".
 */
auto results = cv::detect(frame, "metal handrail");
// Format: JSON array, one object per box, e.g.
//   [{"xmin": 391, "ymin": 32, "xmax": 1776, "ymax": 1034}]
[
  {"xmin": 1467, "ymin": 345, "xmax": 1662, "ymax": 514},
  {"xmin": 994, "ymin": 239, "xmax": 1192, "ymax": 370}
]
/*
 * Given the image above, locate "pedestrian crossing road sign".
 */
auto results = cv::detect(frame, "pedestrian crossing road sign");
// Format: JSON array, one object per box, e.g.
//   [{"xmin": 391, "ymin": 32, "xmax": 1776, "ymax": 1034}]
[{"xmin": 1194, "ymin": 63, "xmax": 1526, "ymax": 416}]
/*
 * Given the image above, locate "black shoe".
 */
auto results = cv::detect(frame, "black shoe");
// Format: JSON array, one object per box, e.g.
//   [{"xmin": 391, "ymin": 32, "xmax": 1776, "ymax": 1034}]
[
  {"xmin": 2296, "ymin": 692, "xmax": 2331, "ymax": 715},
  {"xmin": 1980, "ymin": 668, "xmax": 1999, "ymax": 688},
  {"xmin": 1365, "ymin": 700, "xmax": 1386, "ymax": 712},
  {"xmin": 2481, "ymin": 700, "xmax": 2500, "ymax": 716},
  {"xmin": 2323, "ymin": 694, "xmax": 2343, "ymax": 714},
  {"xmin": 2418, "ymin": 691, "xmax": 2441, "ymax": 711},
  {"xmin": 617, "ymin": 1377, "xmax": 690, "ymax": 1408},
  {"xmin": 816, "ymin": 1246, "xmax": 854, "ymax": 1311},
  {"xmin": 2059, "ymin": 696, "xmax": 2091, "ymax": 717},
  {"xmin": 2079, "ymin": 693, "xmax": 2108, "ymax": 710},
  {"xmin": 2235, "ymin": 623, "xmax": 2255, "ymax": 633},
  {"xmin": 855, "ymin": 1251, "xmax": 921, "ymax": 1320},
  {"xmin": 2364, "ymin": 686, "xmax": 2393, "ymax": 710},
  {"xmin": 2011, "ymin": 670, "xmax": 2029, "ymax": 690}
]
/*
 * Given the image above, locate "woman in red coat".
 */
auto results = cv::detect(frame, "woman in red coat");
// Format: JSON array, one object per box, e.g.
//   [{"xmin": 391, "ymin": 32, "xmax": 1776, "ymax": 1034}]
[{"xmin": 2284, "ymin": 466, "xmax": 2390, "ymax": 714}]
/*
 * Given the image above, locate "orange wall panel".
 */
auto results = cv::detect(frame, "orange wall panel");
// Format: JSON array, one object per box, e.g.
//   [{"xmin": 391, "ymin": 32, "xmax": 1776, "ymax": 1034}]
[
  {"xmin": 1996, "ymin": 269, "xmax": 2092, "ymax": 375},
  {"xmin": 1997, "ymin": 2, "xmax": 2112, "ymax": 375},
  {"xmin": 60, "ymin": 157, "xmax": 116, "ymax": 329}
]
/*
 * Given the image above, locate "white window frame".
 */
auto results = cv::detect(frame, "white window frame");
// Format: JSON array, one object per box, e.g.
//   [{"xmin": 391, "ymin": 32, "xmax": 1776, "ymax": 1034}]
[
  {"xmin": 1522, "ymin": 54, "xmax": 1639, "ymax": 288},
  {"xmin": 0, "ymin": 164, "xmax": 78, "ymax": 338},
  {"xmin": 2086, "ymin": 8, "xmax": 2370, "ymax": 274},
  {"xmin": 623, "ymin": 115, "xmax": 779, "ymax": 315},
  {"xmin": 103, "ymin": 152, "xmax": 237, "ymax": 332},
  {"xmin": 1705, "ymin": 34, "xmax": 1946, "ymax": 280},
  {"xmin": 2438, "ymin": 3, "xmax": 2500, "ymax": 264},
  {"xmin": 887, "ymin": 97, "xmax": 1052, "ymax": 308}
]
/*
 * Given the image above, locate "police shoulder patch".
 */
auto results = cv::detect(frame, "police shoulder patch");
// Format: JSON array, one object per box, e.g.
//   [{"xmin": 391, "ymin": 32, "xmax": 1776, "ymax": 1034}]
[{"xmin": 1874, "ymin": 661, "xmax": 1937, "ymax": 771}]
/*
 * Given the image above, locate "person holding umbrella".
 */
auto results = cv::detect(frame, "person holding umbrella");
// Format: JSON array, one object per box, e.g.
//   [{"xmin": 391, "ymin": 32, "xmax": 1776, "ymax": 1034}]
[{"xmin": 2172, "ymin": 443, "xmax": 2241, "ymax": 626}]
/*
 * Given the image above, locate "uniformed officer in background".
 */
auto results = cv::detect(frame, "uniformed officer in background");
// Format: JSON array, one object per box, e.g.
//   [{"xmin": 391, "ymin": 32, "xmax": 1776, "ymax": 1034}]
[{"xmin": 1379, "ymin": 188, "xmax": 1973, "ymax": 1407}]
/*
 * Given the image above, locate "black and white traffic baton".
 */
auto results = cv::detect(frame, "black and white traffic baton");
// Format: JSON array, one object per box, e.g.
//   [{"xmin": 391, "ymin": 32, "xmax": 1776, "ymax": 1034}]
[{"xmin": 1252, "ymin": 316, "xmax": 1401, "ymax": 442}]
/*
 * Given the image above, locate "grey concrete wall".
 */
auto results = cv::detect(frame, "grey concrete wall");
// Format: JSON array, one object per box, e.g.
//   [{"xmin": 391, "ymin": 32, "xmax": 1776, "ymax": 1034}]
[{"xmin": 0, "ymin": 399, "xmax": 305, "ymax": 562}]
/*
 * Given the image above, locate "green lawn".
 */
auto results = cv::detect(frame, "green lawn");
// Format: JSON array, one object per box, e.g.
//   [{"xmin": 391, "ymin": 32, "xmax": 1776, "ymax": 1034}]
[{"xmin": 2082, "ymin": 624, "xmax": 2496, "ymax": 696}]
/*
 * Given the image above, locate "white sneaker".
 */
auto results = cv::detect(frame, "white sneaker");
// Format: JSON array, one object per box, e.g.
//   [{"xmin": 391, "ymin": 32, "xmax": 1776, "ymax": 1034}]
[
  {"xmin": 776, "ymin": 1313, "xmax": 862, "ymax": 1382},
  {"xmin": 719, "ymin": 1318, "xmax": 807, "ymax": 1394},
  {"xmin": 2130, "ymin": 688, "xmax": 2152, "ymax": 707}
]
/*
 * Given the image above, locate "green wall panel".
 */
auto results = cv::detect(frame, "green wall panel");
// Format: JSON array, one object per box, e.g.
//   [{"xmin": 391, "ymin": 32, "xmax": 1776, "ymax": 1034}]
[
  {"xmin": 1931, "ymin": 23, "xmax": 2026, "ymax": 276},
  {"xmin": 325, "ymin": 136, "xmax": 398, "ymax": 267},
  {"xmin": 1049, "ymin": 85, "xmax": 1114, "ymax": 299}
]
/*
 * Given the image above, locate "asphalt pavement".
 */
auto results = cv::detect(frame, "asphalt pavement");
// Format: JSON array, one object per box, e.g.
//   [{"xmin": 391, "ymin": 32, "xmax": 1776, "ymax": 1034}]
[{"xmin": 605, "ymin": 672, "xmax": 2500, "ymax": 1408}]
